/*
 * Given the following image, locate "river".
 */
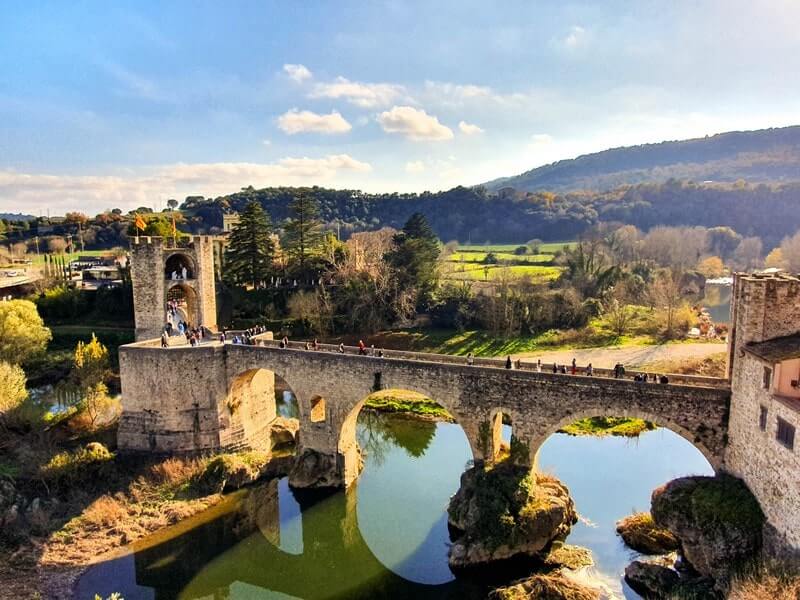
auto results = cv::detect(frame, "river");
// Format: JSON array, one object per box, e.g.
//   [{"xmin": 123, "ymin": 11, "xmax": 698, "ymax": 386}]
[{"xmin": 76, "ymin": 392, "xmax": 713, "ymax": 600}]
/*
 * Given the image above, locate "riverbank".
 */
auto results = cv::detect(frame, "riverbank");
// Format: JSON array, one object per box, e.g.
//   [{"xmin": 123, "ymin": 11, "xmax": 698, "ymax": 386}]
[{"xmin": 0, "ymin": 442, "xmax": 291, "ymax": 599}]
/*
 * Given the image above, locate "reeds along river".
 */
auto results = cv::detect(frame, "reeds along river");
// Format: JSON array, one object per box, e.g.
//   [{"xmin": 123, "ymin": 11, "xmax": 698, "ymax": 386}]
[{"xmin": 77, "ymin": 392, "xmax": 713, "ymax": 600}]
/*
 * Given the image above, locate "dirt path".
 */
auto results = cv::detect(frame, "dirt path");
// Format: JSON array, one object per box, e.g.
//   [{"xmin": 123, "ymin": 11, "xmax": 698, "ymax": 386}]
[{"xmin": 514, "ymin": 342, "xmax": 727, "ymax": 370}]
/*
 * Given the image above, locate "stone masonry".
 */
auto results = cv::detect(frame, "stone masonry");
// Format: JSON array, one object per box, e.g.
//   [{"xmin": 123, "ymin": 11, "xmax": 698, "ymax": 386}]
[
  {"xmin": 130, "ymin": 236, "xmax": 217, "ymax": 341},
  {"xmin": 118, "ymin": 340, "xmax": 731, "ymax": 489},
  {"xmin": 725, "ymin": 272, "xmax": 800, "ymax": 553}
]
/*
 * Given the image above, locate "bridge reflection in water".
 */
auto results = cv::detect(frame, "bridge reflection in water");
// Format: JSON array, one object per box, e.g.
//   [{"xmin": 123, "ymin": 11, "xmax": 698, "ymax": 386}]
[{"xmin": 76, "ymin": 475, "xmax": 489, "ymax": 600}]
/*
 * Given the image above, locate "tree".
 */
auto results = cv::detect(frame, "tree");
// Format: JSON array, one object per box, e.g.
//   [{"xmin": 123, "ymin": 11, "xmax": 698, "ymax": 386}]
[
  {"xmin": 224, "ymin": 201, "xmax": 275, "ymax": 287},
  {"xmin": 48, "ymin": 237, "xmax": 68, "ymax": 254},
  {"xmin": 284, "ymin": 192, "xmax": 323, "ymax": 275},
  {"xmin": 167, "ymin": 199, "xmax": 179, "ymax": 210},
  {"xmin": 601, "ymin": 298, "xmax": 637, "ymax": 338},
  {"xmin": 778, "ymin": 230, "xmax": 800, "ymax": 271},
  {"xmin": 65, "ymin": 212, "xmax": 89, "ymax": 225},
  {"xmin": 0, "ymin": 361, "xmax": 27, "ymax": 428},
  {"xmin": 71, "ymin": 334, "xmax": 112, "ymax": 428},
  {"xmin": 0, "ymin": 300, "xmax": 51, "ymax": 364},
  {"xmin": 11, "ymin": 241, "xmax": 28, "ymax": 258},
  {"xmin": 706, "ymin": 227, "xmax": 742, "ymax": 260},
  {"xmin": 648, "ymin": 268, "xmax": 688, "ymax": 339},
  {"xmin": 696, "ymin": 256, "xmax": 725, "ymax": 278},
  {"xmin": 732, "ymin": 237, "xmax": 763, "ymax": 271},
  {"xmin": 765, "ymin": 247, "xmax": 788, "ymax": 270},
  {"xmin": 385, "ymin": 213, "xmax": 441, "ymax": 308}
]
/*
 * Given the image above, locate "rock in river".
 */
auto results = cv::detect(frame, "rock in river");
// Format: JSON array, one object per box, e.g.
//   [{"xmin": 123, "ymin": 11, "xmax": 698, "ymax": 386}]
[{"xmin": 447, "ymin": 463, "xmax": 577, "ymax": 568}]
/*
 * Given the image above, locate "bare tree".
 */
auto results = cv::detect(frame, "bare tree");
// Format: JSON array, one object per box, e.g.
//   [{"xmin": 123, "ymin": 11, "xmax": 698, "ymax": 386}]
[
  {"xmin": 648, "ymin": 268, "xmax": 686, "ymax": 339},
  {"xmin": 778, "ymin": 230, "xmax": 800, "ymax": 272},
  {"xmin": 732, "ymin": 237, "xmax": 763, "ymax": 271},
  {"xmin": 47, "ymin": 238, "xmax": 68, "ymax": 254}
]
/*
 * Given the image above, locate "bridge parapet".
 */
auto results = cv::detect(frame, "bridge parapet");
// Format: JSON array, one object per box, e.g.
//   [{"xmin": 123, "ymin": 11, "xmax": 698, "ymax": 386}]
[{"xmin": 256, "ymin": 339, "xmax": 730, "ymax": 389}]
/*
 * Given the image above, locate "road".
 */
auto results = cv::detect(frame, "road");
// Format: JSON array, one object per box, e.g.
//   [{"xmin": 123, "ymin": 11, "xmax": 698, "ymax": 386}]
[{"xmin": 514, "ymin": 342, "xmax": 727, "ymax": 370}]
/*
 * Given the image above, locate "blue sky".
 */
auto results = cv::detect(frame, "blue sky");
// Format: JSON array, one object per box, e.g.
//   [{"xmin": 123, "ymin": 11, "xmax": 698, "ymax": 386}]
[{"xmin": 1, "ymin": 0, "xmax": 799, "ymax": 214}]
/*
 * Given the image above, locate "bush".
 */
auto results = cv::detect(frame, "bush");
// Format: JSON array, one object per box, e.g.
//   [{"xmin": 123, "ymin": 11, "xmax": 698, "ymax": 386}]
[
  {"xmin": 40, "ymin": 442, "xmax": 115, "ymax": 489},
  {"xmin": 0, "ymin": 361, "xmax": 28, "ymax": 425},
  {"xmin": 195, "ymin": 452, "xmax": 270, "ymax": 494}
]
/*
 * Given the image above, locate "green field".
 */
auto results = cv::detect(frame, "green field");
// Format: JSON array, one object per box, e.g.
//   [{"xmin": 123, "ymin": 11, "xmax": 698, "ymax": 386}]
[
  {"xmin": 448, "ymin": 252, "xmax": 554, "ymax": 264},
  {"xmin": 441, "ymin": 241, "xmax": 572, "ymax": 284},
  {"xmin": 23, "ymin": 249, "xmax": 112, "ymax": 267},
  {"xmin": 445, "ymin": 264, "xmax": 562, "ymax": 282}
]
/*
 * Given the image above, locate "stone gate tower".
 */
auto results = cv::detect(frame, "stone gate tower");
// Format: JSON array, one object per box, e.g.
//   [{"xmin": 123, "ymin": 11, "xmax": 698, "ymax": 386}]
[
  {"xmin": 130, "ymin": 236, "xmax": 218, "ymax": 340},
  {"xmin": 726, "ymin": 271, "xmax": 800, "ymax": 554}
]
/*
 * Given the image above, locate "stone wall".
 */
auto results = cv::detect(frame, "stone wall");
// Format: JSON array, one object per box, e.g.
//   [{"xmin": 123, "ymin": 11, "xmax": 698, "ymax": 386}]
[
  {"xmin": 726, "ymin": 272, "xmax": 800, "ymax": 552},
  {"xmin": 119, "ymin": 342, "xmax": 730, "ymax": 488},
  {"xmin": 130, "ymin": 236, "xmax": 218, "ymax": 341}
]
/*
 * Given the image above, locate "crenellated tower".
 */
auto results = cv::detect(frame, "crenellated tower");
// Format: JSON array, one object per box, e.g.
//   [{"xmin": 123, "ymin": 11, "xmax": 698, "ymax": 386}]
[{"xmin": 129, "ymin": 236, "xmax": 218, "ymax": 340}]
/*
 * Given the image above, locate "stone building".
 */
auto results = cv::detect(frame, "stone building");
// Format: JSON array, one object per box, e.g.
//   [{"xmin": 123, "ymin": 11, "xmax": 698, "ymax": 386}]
[
  {"xmin": 130, "ymin": 236, "xmax": 218, "ymax": 340},
  {"xmin": 726, "ymin": 271, "xmax": 800, "ymax": 553}
]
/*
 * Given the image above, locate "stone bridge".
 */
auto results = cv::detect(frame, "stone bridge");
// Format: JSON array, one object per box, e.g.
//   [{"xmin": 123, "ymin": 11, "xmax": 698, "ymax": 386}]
[{"xmin": 118, "ymin": 338, "xmax": 731, "ymax": 487}]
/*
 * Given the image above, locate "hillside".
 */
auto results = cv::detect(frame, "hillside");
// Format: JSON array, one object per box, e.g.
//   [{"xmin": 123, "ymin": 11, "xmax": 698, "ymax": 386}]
[
  {"xmin": 484, "ymin": 126, "xmax": 800, "ymax": 192},
  {"xmin": 185, "ymin": 179, "xmax": 800, "ymax": 248}
]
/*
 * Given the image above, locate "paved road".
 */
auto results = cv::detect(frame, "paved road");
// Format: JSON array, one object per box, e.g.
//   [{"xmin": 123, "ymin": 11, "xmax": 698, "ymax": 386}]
[{"xmin": 514, "ymin": 342, "xmax": 727, "ymax": 370}]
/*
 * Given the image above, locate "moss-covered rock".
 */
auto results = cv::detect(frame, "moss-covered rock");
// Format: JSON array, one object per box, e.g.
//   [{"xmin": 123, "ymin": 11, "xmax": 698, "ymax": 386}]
[
  {"xmin": 651, "ymin": 475, "xmax": 765, "ymax": 589},
  {"xmin": 448, "ymin": 464, "xmax": 577, "ymax": 568},
  {"xmin": 489, "ymin": 571, "xmax": 600, "ymax": 600},
  {"xmin": 616, "ymin": 512, "xmax": 680, "ymax": 554},
  {"xmin": 195, "ymin": 452, "xmax": 271, "ymax": 495}
]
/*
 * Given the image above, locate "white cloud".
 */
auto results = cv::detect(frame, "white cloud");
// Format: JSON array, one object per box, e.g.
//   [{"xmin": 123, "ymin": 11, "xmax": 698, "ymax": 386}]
[
  {"xmin": 530, "ymin": 133, "xmax": 553, "ymax": 145},
  {"xmin": 0, "ymin": 155, "xmax": 371, "ymax": 214},
  {"xmin": 458, "ymin": 121, "xmax": 484, "ymax": 135},
  {"xmin": 563, "ymin": 25, "xmax": 588, "ymax": 49},
  {"xmin": 277, "ymin": 109, "xmax": 352, "ymax": 135},
  {"xmin": 262, "ymin": 139, "xmax": 272, "ymax": 146},
  {"xmin": 377, "ymin": 106, "xmax": 454, "ymax": 141},
  {"xmin": 283, "ymin": 63, "xmax": 313, "ymax": 83},
  {"xmin": 405, "ymin": 160, "xmax": 425, "ymax": 173},
  {"xmin": 311, "ymin": 76, "xmax": 405, "ymax": 108}
]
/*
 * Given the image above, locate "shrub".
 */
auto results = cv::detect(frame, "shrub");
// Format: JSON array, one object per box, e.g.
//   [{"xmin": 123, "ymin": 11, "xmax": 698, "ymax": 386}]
[
  {"xmin": 80, "ymin": 495, "xmax": 128, "ymax": 530},
  {"xmin": 0, "ymin": 361, "xmax": 28, "ymax": 426},
  {"xmin": 40, "ymin": 442, "xmax": 115, "ymax": 488}
]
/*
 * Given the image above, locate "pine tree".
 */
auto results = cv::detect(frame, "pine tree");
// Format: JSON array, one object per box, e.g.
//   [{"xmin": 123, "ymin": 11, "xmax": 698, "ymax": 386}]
[
  {"xmin": 385, "ymin": 212, "xmax": 441, "ymax": 308},
  {"xmin": 224, "ymin": 202, "xmax": 275, "ymax": 288},
  {"xmin": 284, "ymin": 192, "xmax": 323, "ymax": 276}
]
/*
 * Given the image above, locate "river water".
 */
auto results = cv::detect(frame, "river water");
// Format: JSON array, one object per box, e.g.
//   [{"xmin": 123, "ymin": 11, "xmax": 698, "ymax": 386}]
[{"xmin": 77, "ymin": 394, "xmax": 713, "ymax": 600}]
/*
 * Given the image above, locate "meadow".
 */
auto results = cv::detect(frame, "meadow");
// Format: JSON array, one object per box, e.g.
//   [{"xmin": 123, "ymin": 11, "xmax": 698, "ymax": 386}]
[{"xmin": 441, "ymin": 241, "xmax": 574, "ymax": 284}]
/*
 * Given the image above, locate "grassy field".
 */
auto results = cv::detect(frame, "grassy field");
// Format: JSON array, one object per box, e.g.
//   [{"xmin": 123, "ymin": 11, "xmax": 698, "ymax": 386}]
[
  {"xmin": 448, "ymin": 252, "xmax": 554, "ymax": 264},
  {"xmin": 445, "ymin": 264, "xmax": 562, "ymax": 282},
  {"xmin": 441, "ymin": 241, "xmax": 572, "ymax": 284}
]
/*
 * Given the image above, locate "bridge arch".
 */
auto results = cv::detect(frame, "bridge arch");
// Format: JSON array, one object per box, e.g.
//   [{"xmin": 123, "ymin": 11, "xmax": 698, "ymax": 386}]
[
  {"xmin": 166, "ymin": 282, "xmax": 198, "ymax": 327},
  {"xmin": 531, "ymin": 407, "xmax": 720, "ymax": 471},
  {"xmin": 223, "ymin": 366, "xmax": 302, "ymax": 453},
  {"xmin": 337, "ymin": 387, "xmax": 479, "ymax": 487}
]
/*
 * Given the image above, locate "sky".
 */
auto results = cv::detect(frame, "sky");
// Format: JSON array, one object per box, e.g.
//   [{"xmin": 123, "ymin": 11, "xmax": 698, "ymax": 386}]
[{"xmin": 1, "ymin": 0, "xmax": 799, "ymax": 215}]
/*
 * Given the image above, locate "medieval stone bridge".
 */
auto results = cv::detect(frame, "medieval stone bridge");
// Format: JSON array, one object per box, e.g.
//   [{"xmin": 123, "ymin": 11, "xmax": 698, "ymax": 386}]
[{"xmin": 118, "ymin": 337, "xmax": 731, "ymax": 486}]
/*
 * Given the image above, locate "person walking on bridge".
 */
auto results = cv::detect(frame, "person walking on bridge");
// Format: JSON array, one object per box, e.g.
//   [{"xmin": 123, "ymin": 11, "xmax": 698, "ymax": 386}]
[
  {"xmin": 586, "ymin": 363, "xmax": 593, "ymax": 376},
  {"xmin": 358, "ymin": 340, "xmax": 367, "ymax": 355},
  {"xmin": 505, "ymin": 356, "xmax": 512, "ymax": 369},
  {"xmin": 467, "ymin": 352, "xmax": 474, "ymax": 366},
  {"xmin": 160, "ymin": 331, "xmax": 168, "ymax": 348},
  {"xmin": 571, "ymin": 358, "xmax": 577, "ymax": 375},
  {"xmin": 338, "ymin": 342, "xmax": 345, "ymax": 354}
]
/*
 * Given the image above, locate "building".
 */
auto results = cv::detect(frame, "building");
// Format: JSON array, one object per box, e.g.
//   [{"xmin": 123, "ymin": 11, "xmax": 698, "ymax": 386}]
[
  {"xmin": 222, "ymin": 212, "xmax": 240, "ymax": 233},
  {"xmin": 726, "ymin": 271, "xmax": 800, "ymax": 554}
]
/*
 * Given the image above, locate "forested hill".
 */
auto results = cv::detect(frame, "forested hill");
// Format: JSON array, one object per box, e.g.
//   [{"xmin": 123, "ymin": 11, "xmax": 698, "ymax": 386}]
[
  {"xmin": 184, "ymin": 179, "xmax": 800, "ymax": 248},
  {"xmin": 484, "ymin": 125, "xmax": 800, "ymax": 192}
]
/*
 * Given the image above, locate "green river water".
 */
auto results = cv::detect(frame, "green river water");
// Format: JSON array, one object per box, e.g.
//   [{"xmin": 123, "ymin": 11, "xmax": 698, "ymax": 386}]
[{"xmin": 76, "ymin": 392, "xmax": 713, "ymax": 599}]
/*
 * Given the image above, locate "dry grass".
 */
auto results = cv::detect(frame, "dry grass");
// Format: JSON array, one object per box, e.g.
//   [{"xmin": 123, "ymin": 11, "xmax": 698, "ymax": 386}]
[
  {"xmin": 729, "ymin": 563, "xmax": 800, "ymax": 600},
  {"xmin": 79, "ymin": 495, "xmax": 129, "ymax": 530},
  {"xmin": 643, "ymin": 352, "xmax": 728, "ymax": 378},
  {"xmin": 147, "ymin": 457, "xmax": 204, "ymax": 487}
]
